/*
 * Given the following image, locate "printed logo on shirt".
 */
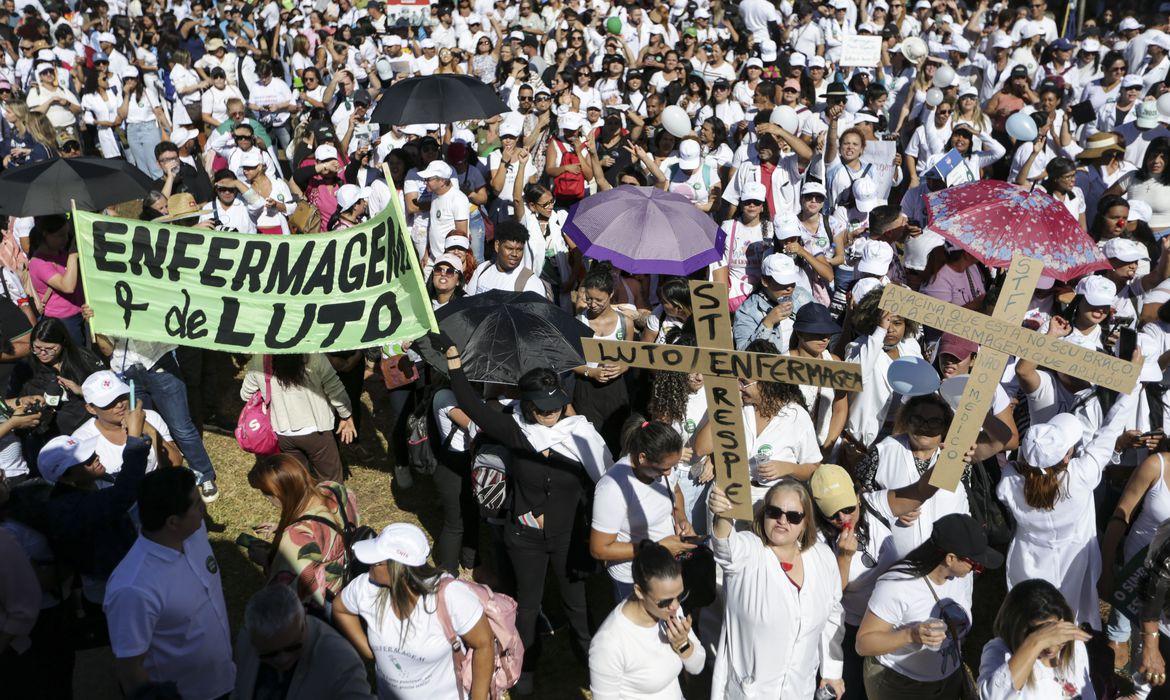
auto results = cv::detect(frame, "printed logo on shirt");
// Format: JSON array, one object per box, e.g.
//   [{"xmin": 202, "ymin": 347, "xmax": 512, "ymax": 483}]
[
  {"xmin": 757, "ymin": 444, "xmax": 772, "ymax": 458},
  {"xmin": 205, "ymin": 555, "xmax": 219, "ymax": 574},
  {"xmin": 684, "ymin": 418, "xmax": 696, "ymax": 434}
]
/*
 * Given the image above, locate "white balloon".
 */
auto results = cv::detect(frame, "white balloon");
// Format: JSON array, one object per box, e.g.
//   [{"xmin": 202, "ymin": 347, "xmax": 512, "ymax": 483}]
[
  {"xmin": 1158, "ymin": 93, "xmax": 1170, "ymax": 119},
  {"xmin": 661, "ymin": 105, "xmax": 692, "ymax": 138},
  {"xmin": 1006, "ymin": 112, "xmax": 1038, "ymax": 142},
  {"xmin": 769, "ymin": 105, "xmax": 800, "ymax": 133},
  {"xmin": 932, "ymin": 64, "xmax": 956, "ymax": 88},
  {"xmin": 925, "ymin": 87, "xmax": 944, "ymax": 107}
]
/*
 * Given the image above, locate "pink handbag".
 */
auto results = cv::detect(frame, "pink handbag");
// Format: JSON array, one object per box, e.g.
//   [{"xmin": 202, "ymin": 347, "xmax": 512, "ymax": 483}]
[{"xmin": 235, "ymin": 356, "xmax": 279, "ymax": 455}]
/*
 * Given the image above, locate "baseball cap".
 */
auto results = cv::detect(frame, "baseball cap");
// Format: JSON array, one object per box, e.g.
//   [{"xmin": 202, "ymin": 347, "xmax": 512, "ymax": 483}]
[
  {"xmin": 783, "ymin": 78, "xmax": 802, "ymax": 92},
  {"xmin": 82, "ymin": 370, "xmax": 131, "ymax": 407},
  {"xmin": 929, "ymin": 513, "xmax": 1004, "ymax": 569},
  {"xmin": 789, "ymin": 52, "xmax": 807, "ymax": 67},
  {"xmin": 1137, "ymin": 100, "xmax": 1161, "ymax": 129},
  {"xmin": 336, "ymin": 184, "xmax": 362, "ymax": 211},
  {"xmin": 445, "ymin": 235, "xmax": 471, "ymax": 250},
  {"xmin": 1050, "ymin": 38, "xmax": 1073, "ymax": 51},
  {"xmin": 1010, "ymin": 64, "xmax": 1029, "ymax": 79},
  {"xmin": 236, "ymin": 149, "xmax": 263, "ymax": 169},
  {"xmin": 500, "ymin": 117, "xmax": 523, "ymax": 138},
  {"xmin": 857, "ymin": 240, "xmax": 894, "ymax": 275},
  {"xmin": 1104, "ymin": 237, "xmax": 1149, "ymax": 263},
  {"xmin": 678, "ymin": 139, "xmax": 701, "ymax": 169},
  {"xmin": 37, "ymin": 434, "xmax": 99, "ymax": 484},
  {"xmin": 762, "ymin": 253, "xmax": 800, "ymax": 285},
  {"xmin": 169, "ymin": 125, "xmax": 198, "ymax": 147},
  {"xmin": 520, "ymin": 384, "xmax": 572, "ymax": 411},
  {"xmin": 35, "ymin": 62, "xmax": 55, "ymax": 75},
  {"xmin": 433, "ymin": 253, "xmax": 465, "ymax": 274},
  {"xmin": 1122, "ymin": 74, "xmax": 1145, "ymax": 89},
  {"xmin": 760, "ymin": 39, "xmax": 778, "ymax": 62},
  {"xmin": 1119, "ymin": 17, "xmax": 1144, "ymax": 31},
  {"xmin": 97, "ymin": 31, "xmax": 116, "ymax": 45},
  {"xmin": 1021, "ymin": 413, "xmax": 1083, "ymax": 469},
  {"xmin": 745, "ymin": 57, "xmax": 763, "ymax": 69},
  {"xmin": 803, "ymin": 180, "xmax": 827, "ymax": 197},
  {"xmin": 314, "ymin": 144, "xmax": 339, "ymax": 162},
  {"xmin": 810, "ymin": 464, "xmax": 858, "ymax": 518},
  {"xmin": 741, "ymin": 181, "xmax": 767, "ymax": 203},
  {"xmin": 991, "ymin": 34, "xmax": 1012, "ymax": 50},
  {"xmin": 353, "ymin": 522, "xmax": 431, "ymax": 566},
  {"xmin": 418, "ymin": 160, "xmax": 454, "ymax": 180},
  {"xmin": 205, "ymin": 37, "xmax": 225, "ymax": 51},
  {"xmin": 937, "ymin": 332, "xmax": 979, "ymax": 361},
  {"xmin": 807, "ymin": 55, "xmax": 826, "ymax": 69},
  {"xmin": 1075, "ymin": 274, "xmax": 1117, "ymax": 306},
  {"xmin": 852, "ymin": 177, "xmax": 882, "ymax": 213},
  {"xmin": 420, "ymin": 38, "xmax": 436, "ymax": 49},
  {"xmin": 903, "ymin": 230, "xmax": 945, "ymax": 270},
  {"xmin": 1129, "ymin": 199, "xmax": 1153, "ymax": 223}
]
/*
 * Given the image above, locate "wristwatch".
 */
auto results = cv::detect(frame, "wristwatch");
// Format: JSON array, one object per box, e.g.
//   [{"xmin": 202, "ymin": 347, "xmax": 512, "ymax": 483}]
[{"xmin": 674, "ymin": 641, "xmax": 691, "ymax": 654}]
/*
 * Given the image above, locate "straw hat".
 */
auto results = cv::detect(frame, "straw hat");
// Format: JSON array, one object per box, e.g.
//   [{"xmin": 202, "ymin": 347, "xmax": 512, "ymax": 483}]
[
  {"xmin": 1077, "ymin": 132, "xmax": 1126, "ymax": 161},
  {"xmin": 158, "ymin": 193, "xmax": 203, "ymax": 223}
]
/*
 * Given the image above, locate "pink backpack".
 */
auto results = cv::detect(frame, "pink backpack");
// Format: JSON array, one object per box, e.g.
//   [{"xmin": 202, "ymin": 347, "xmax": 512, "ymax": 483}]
[
  {"xmin": 436, "ymin": 577, "xmax": 524, "ymax": 699},
  {"xmin": 235, "ymin": 356, "xmax": 279, "ymax": 456}
]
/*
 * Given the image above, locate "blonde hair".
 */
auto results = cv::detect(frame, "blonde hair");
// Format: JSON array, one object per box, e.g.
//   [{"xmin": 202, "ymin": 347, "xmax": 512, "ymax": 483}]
[
  {"xmin": 27, "ymin": 113, "xmax": 59, "ymax": 155},
  {"xmin": 6, "ymin": 100, "xmax": 30, "ymax": 135},
  {"xmin": 751, "ymin": 477, "xmax": 819, "ymax": 551}
]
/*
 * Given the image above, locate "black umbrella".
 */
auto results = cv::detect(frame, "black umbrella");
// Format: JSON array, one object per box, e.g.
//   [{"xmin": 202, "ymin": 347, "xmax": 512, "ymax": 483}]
[
  {"xmin": 0, "ymin": 157, "xmax": 156, "ymax": 216},
  {"xmin": 414, "ymin": 290, "xmax": 594, "ymax": 385},
  {"xmin": 370, "ymin": 74, "xmax": 510, "ymax": 126}
]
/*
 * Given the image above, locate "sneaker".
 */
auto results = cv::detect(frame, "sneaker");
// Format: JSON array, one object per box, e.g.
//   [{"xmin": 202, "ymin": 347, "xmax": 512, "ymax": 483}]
[{"xmin": 199, "ymin": 480, "xmax": 219, "ymax": 503}]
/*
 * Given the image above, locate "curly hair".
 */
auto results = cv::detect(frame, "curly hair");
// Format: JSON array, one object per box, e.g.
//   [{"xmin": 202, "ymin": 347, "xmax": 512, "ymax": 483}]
[
  {"xmin": 850, "ymin": 286, "xmax": 919, "ymax": 338},
  {"xmin": 647, "ymin": 330, "xmax": 696, "ymax": 424},
  {"xmin": 744, "ymin": 339, "xmax": 806, "ymax": 416}
]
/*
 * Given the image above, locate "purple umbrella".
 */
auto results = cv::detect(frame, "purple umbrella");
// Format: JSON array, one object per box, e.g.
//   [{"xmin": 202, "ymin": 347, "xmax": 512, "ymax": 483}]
[{"xmin": 563, "ymin": 186, "xmax": 726, "ymax": 275}]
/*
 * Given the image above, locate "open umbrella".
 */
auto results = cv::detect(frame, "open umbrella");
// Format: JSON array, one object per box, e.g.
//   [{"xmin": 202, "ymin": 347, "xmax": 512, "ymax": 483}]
[
  {"xmin": 413, "ymin": 290, "xmax": 593, "ymax": 384},
  {"xmin": 924, "ymin": 180, "xmax": 1109, "ymax": 282},
  {"xmin": 563, "ymin": 185, "xmax": 726, "ymax": 275},
  {"xmin": 370, "ymin": 74, "xmax": 510, "ymax": 125},
  {"xmin": 0, "ymin": 157, "xmax": 156, "ymax": 216}
]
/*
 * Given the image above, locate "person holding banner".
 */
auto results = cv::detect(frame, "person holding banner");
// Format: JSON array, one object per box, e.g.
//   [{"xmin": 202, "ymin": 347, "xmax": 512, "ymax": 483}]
[{"xmin": 27, "ymin": 215, "xmax": 86, "ymax": 347}]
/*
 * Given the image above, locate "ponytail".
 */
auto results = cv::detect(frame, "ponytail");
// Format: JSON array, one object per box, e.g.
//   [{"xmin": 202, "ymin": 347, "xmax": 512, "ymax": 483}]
[{"xmin": 621, "ymin": 414, "xmax": 683, "ymax": 462}]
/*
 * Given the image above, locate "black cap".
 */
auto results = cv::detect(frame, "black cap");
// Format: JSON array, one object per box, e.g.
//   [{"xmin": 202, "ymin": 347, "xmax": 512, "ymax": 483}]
[
  {"xmin": 793, "ymin": 303, "xmax": 842, "ymax": 336},
  {"xmin": 353, "ymin": 89, "xmax": 372, "ymax": 106},
  {"xmin": 314, "ymin": 125, "xmax": 336, "ymax": 142},
  {"xmin": 521, "ymin": 386, "xmax": 571, "ymax": 411},
  {"xmin": 929, "ymin": 514, "xmax": 1004, "ymax": 569},
  {"xmin": 1010, "ymin": 64, "xmax": 1029, "ymax": 79}
]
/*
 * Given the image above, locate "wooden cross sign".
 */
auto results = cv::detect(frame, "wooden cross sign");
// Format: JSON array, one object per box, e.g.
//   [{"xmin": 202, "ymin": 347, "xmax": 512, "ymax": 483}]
[
  {"xmin": 879, "ymin": 253, "xmax": 1142, "ymax": 491},
  {"xmin": 582, "ymin": 280, "xmax": 864, "ymax": 521}
]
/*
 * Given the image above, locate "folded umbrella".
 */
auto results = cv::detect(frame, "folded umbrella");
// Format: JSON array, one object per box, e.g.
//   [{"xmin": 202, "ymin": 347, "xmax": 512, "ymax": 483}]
[
  {"xmin": 370, "ymin": 74, "xmax": 510, "ymax": 126},
  {"xmin": 563, "ymin": 185, "xmax": 727, "ymax": 275},
  {"xmin": 0, "ymin": 157, "xmax": 157, "ymax": 217},
  {"xmin": 924, "ymin": 180, "xmax": 1109, "ymax": 282},
  {"xmin": 413, "ymin": 290, "xmax": 593, "ymax": 385}
]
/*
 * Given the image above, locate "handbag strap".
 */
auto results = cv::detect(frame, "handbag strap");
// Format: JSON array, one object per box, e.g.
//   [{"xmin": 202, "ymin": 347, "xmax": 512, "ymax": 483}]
[
  {"xmin": 262, "ymin": 355, "xmax": 273, "ymax": 404},
  {"xmin": 433, "ymin": 576, "xmax": 467, "ymax": 700},
  {"xmin": 922, "ymin": 577, "xmax": 961, "ymax": 648}
]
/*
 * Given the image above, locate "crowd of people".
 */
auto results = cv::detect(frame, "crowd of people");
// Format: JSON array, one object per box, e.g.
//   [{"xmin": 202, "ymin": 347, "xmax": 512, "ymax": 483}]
[{"xmin": 4, "ymin": 0, "xmax": 1170, "ymax": 698}]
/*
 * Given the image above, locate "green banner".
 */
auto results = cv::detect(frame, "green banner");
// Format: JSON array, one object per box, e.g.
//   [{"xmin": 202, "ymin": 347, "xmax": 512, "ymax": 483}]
[{"xmin": 75, "ymin": 194, "xmax": 437, "ymax": 353}]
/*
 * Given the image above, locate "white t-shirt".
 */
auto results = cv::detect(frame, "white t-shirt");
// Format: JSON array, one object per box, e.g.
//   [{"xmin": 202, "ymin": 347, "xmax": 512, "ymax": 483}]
[
  {"xmin": 588, "ymin": 603, "xmax": 705, "ymax": 699},
  {"xmin": 592, "ymin": 460, "xmax": 676, "ymax": 583},
  {"xmin": 866, "ymin": 572, "xmax": 972, "ymax": 682},
  {"xmin": 433, "ymin": 388, "xmax": 476, "ymax": 453},
  {"xmin": 466, "ymin": 262, "xmax": 547, "ymax": 297},
  {"xmin": 339, "ymin": 575, "xmax": 483, "ymax": 700},
  {"xmin": 743, "ymin": 403, "xmax": 822, "ymax": 488},
  {"xmin": 123, "ymin": 88, "xmax": 161, "ymax": 123},
  {"xmin": 719, "ymin": 218, "xmax": 770, "ymax": 301},
  {"xmin": 427, "ymin": 186, "xmax": 471, "ymax": 261},
  {"xmin": 72, "ymin": 410, "xmax": 172, "ymax": 476}
]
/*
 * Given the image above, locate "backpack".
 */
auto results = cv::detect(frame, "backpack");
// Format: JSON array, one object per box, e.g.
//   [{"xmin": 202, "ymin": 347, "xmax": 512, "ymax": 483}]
[
  {"xmin": 406, "ymin": 385, "xmax": 455, "ymax": 476},
  {"xmin": 293, "ymin": 482, "xmax": 377, "ymax": 584},
  {"xmin": 235, "ymin": 356, "xmax": 280, "ymax": 456},
  {"xmin": 967, "ymin": 457, "xmax": 1015, "ymax": 547},
  {"xmin": 551, "ymin": 139, "xmax": 585, "ymax": 201},
  {"xmin": 435, "ymin": 576, "xmax": 524, "ymax": 700},
  {"xmin": 470, "ymin": 442, "xmax": 512, "ymax": 519}
]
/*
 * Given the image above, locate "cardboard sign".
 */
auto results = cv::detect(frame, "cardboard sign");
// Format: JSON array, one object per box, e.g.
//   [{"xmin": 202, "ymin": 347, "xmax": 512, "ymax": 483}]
[
  {"xmin": 861, "ymin": 140, "xmax": 899, "ymax": 202},
  {"xmin": 75, "ymin": 191, "xmax": 437, "ymax": 353},
  {"xmin": 928, "ymin": 255, "xmax": 1042, "ymax": 490},
  {"xmin": 880, "ymin": 284, "xmax": 1141, "ymax": 394},
  {"xmin": 840, "ymin": 35, "xmax": 883, "ymax": 67},
  {"xmin": 690, "ymin": 281, "xmax": 753, "ymax": 521},
  {"xmin": 581, "ymin": 340, "xmax": 864, "ymax": 391}
]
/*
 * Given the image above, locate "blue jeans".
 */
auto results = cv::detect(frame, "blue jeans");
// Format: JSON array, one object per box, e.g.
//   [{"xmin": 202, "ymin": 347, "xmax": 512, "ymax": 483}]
[
  {"xmin": 125, "ymin": 122, "xmax": 163, "ymax": 180},
  {"xmin": 54, "ymin": 313, "xmax": 87, "ymax": 348},
  {"xmin": 677, "ymin": 469, "xmax": 710, "ymax": 537},
  {"xmin": 611, "ymin": 578, "xmax": 635, "ymax": 603},
  {"xmin": 122, "ymin": 361, "xmax": 215, "ymax": 484},
  {"xmin": 468, "ymin": 207, "xmax": 486, "ymax": 262}
]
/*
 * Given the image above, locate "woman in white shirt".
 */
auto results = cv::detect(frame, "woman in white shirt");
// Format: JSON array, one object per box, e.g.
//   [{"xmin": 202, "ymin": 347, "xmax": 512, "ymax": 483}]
[
  {"xmin": 707, "ymin": 477, "xmax": 845, "ymax": 699},
  {"xmin": 80, "ymin": 69, "xmax": 122, "ymax": 159},
  {"xmin": 333, "ymin": 523, "xmax": 495, "ymax": 700},
  {"xmin": 713, "ymin": 180, "xmax": 773, "ymax": 312},
  {"xmin": 167, "ymin": 49, "xmax": 206, "ymax": 128},
  {"xmin": 588, "ymin": 541, "xmax": 706, "ymax": 700},
  {"xmin": 118, "ymin": 68, "xmax": 169, "ymax": 179},
  {"xmin": 201, "ymin": 66, "xmax": 244, "ymax": 128},
  {"xmin": 977, "ymin": 579, "xmax": 1094, "ymax": 699},
  {"xmin": 1033, "ymin": 157, "xmax": 1088, "ymax": 230},
  {"xmin": 647, "ymin": 347, "xmax": 710, "ymax": 532},
  {"xmin": 856, "ymin": 513, "xmax": 1003, "ymax": 699},
  {"xmin": 788, "ymin": 304, "xmax": 848, "ymax": 452}
]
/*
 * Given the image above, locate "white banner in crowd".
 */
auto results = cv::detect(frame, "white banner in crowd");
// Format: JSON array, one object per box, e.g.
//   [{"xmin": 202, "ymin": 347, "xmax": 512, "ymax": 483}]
[
  {"xmin": 861, "ymin": 139, "xmax": 899, "ymax": 201},
  {"xmin": 839, "ymin": 36, "xmax": 883, "ymax": 67}
]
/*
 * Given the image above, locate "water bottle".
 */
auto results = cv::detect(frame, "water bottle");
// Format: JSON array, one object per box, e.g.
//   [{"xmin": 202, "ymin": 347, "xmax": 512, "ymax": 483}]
[{"xmin": 814, "ymin": 685, "xmax": 838, "ymax": 700}]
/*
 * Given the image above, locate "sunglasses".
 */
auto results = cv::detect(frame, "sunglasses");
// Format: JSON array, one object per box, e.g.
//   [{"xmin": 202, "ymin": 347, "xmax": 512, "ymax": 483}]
[
  {"xmin": 433, "ymin": 265, "xmax": 458, "ymax": 277},
  {"xmin": 216, "ymin": 186, "xmax": 236, "ymax": 193},
  {"xmin": 830, "ymin": 505, "xmax": 857, "ymax": 520},
  {"xmin": 763, "ymin": 505, "xmax": 805, "ymax": 524},
  {"xmin": 742, "ymin": 199, "xmax": 764, "ymax": 207},
  {"xmin": 959, "ymin": 556, "xmax": 985, "ymax": 574},
  {"xmin": 654, "ymin": 589, "xmax": 690, "ymax": 609},
  {"xmin": 234, "ymin": 133, "xmax": 252, "ymax": 140},
  {"xmin": 258, "ymin": 641, "xmax": 303, "ymax": 660}
]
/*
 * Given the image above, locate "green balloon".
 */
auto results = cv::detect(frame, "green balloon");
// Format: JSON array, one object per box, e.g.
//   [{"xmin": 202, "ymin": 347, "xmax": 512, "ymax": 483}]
[{"xmin": 606, "ymin": 16, "xmax": 622, "ymax": 34}]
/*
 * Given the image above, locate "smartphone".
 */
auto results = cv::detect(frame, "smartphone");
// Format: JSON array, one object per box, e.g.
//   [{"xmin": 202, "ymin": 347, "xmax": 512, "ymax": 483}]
[
  {"xmin": 235, "ymin": 532, "xmax": 266, "ymax": 548},
  {"xmin": 1141, "ymin": 430, "xmax": 1165, "ymax": 438},
  {"xmin": 1118, "ymin": 327, "xmax": 1137, "ymax": 360},
  {"xmin": 681, "ymin": 535, "xmax": 707, "ymax": 545}
]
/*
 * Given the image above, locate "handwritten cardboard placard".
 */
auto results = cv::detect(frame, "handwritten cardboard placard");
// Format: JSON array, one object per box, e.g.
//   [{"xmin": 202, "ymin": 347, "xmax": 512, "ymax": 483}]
[
  {"xmin": 861, "ymin": 140, "xmax": 899, "ymax": 202},
  {"xmin": 581, "ymin": 340, "xmax": 864, "ymax": 391},
  {"xmin": 928, "ymin": 255, "xmax": 1042, "ymax": 490},
  {"xmin": 690, "ymin": 281, "xmax": 753, "ymax": 521},
  {"xmin": 840, "ymin": 35, "xmax": 883, "ymax": 67},
  {"xmin": 880, "ymin": 283, "xmax": 1140, "ymax": 394}
]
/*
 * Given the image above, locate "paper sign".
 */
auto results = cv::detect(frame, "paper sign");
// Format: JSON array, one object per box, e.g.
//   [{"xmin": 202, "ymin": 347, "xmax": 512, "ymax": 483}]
[
  {"xmin": 75, "ymin": 187, "xmax": 437, "ymax": 353},
  {"xmin": 880, "ymin": 284, "xmax": 1140, "ymax": 394},
  {"xmin": 690, "ymin": 281, "xmax": 753, "ymax": 521},
  {"xmin": 840, "ymin": 35, "xmax": 883, "ymax": 67},
  {"xmin": 582, "ymin": 339, "xmax": 863, "ymax": 391},
  {"xmin": 861, "ymin": 140, "xmax": 899, "ymax": 202},
  {"xmin": 928, "ymin": 255, "xmax": 1043, "ymax": 490}
]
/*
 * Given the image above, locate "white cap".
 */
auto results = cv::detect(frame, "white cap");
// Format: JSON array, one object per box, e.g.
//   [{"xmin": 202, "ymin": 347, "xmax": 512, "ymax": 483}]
[
  {"xmin": 760, "ymin": 39, "xmax": 778, "ymax": 62},
  {"xmin": 959, "ymin": 85, "xmax": 978, "ymax": 98},
  {"xmin": 352, "ymin": 522, "xmax": 431, "ymax": 566},
  {"xmin": 832, "ymin": 0, "xmax": 850, "ymax": 8},
  {"xmin": 991, "ymin": 34, "xmax": 1012, "ymax": 50},
  {"xmin": 903, "ymin": 230, "xmax": 946, "ymax": 270},
  {"xmin": 1075, "ymin": 275, "xmax": 1117, "ymax": 306},
  {"xmin": 121, "ymin": 66, "xmax": 140, "ymax": 79},
  {"xmin": 1128, "ymin": 199, "xmax": 1153, "ymax": 223},
  {"xmin": 1020, "ymin": 413, "xmax": 1082, "ymax": 469},
  {"xmin": 237, "ymin": 149, "xmax": 263, "ymax": 168},
  {"xmin": 914, "ymin": 0, "xmax": 931, "ymax": 8},
  {"xmin": 34, "ymin": 62, "xmax": 55, "ymax": 75},
  {"xmin": 694, "ymin": 7, "xmax": 710, "ymax": 18},
  {"xmin": 445, "ymin": 234, "xmax": 471, "ymax": 250},
  {"xmin": 678, "ymin": 139, "xmax": 701, "ymax": 169},
  {"xmin": 857, "ymin": 240, "xmax": 894, "ymax": 276},
  {"xmin": 500, "ymin": 117, "xmax": 523, "ymax": 137},
  {"xmin": 559, "ymin": 111, "xmax": 584, "ymax": 134},
  {"xmin": 852, "ymin": 177, "xmax": 882, "ymax": 213},
  {"xmin": 802, "ymin": 180, "xmax": 827, "ymax": 197},
  {"xmin": 808, "ymin": 55, "xmax": 826, "ymax": 68},
  {"xmin": 1017, "ymin": 20, "xmax": 1039, "ymax": 40},
  {"xmin": 314, "ymin": 144, "xmax": 339, "ymax": 162},
  {"xmin": 1150, "ymin": 33, "xmax": 1170, "ymax": 51},
  {"xmin": 762, "ymin": 253, "xmax": 800, "ymax": 285},
  {"xmin": 1103, "ymin": 237, "xmax": 1149, "ymax": 263},
  {"xmin": 1122, "ymin": 74, "xmax": 1144, "ymax": 89},
  {"xmin": 82, "ymin": 370, "xmax": 131, "ymax": 407},
  {"xmin": 433, "ymin": 253, "xmax": 465, "ymax": 273},
  {"xmin": 467, "ymin": 13, "xmax": 482, "ymax": 23},
  {"xmin": 851, "ymin": 277, "xmax": 883, "ymax": 303},
  {"xmin": 37, "ymin": 435, "xmax": 99, "ymax": 484},
  {"xmin": 741, "ymin": 181, "xmax": 767, "ymax": 202},
  {"xmin": 385, "ymin": 35, "xmax": 405, "ymax": 47},
  {"xmin": 1137, "ymin": 100, "xmax": 1162, "ymax": 129},
  {"xmin": 873, "ymin": 0, "xmax": 889, "ymax": 9},
  {"xmin": 336, "ymin": 184, "xmax": 362, "ymax": 211},
  {"xmin": 789, "ymin": 51, "xmax": 807, "ymax": 67},
  {"xmin": 1081, "ymin": 38, "xmax": 1101, "ymax": 53},
  {"xmin": 1119, "ymin": 17, "xmax": 1144, "ymax": 31},
  {"xmin": 420, "ymin": 38, "xmax": 436, "ymax": 48},
  {"xmin": 417, "ymin": 160, "xmax": 454, "ymax": 180},
  {"xmin": 745, "ymin": 57, "xmax": 763, "ymax": 69},
  {"xmin": 169, "ymin": 126, "xmax": 198, "ymax": 147},
  {"xmin": 98, "ymin": 31, "xmax": 116, "ymax": 44}
]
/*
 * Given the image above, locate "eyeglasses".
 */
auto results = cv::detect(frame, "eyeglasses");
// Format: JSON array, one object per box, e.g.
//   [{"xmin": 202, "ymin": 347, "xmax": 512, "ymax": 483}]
[
  {"xmin": 258, "ymin": 641, "xmax": 304, "ymax": 661},
  {"xmin": 936, "ymin": 109, "xmax": 953, "ymax": 116},
  {"xmin": 830, "ymin": 505, "xmax": 857, "ymax": 520},
  {"xmin": 654, "ymin": 589, "xmax": 690, "ymax": 609},
  {"xmin": 535, "ymin": 198, "xmax": 554, "ymax": 208},
  {"xmin": 31, "ymin": 344, "xmax": 60, "ymax": 356},
  {"xmin": 908, "ymin": 414, "xmax": 947, "ymax": 430},
  {"xmin": 737, "ymin": 378, "xmax": 757, "ymax": 388},
  {"xmin": 959, "ymin": 556, "xmax": 985, "ymax": 574},
  {"xmin": 229, "ymin": 111, "xmax": 245, "ymax": 119},
  {"xmin": 536, "ymin": 95, "xmax": 551, "ymax": 101},
  {"xmin": 433, "ymin": 266, "xmax": 458, "ymax": 277},
  {"xmin": 763, "ymin": 505, "xmax": 805, "ymax": 524},
  {"xmin": 518, "ymin": 96, "xmax": 533, "ymax": 103}
]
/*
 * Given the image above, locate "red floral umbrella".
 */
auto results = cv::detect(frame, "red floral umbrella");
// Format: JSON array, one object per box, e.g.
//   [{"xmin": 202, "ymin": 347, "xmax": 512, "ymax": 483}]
[{"xmin": 924, "ymin": 180, "xmax": 1109, "ymax": 282}]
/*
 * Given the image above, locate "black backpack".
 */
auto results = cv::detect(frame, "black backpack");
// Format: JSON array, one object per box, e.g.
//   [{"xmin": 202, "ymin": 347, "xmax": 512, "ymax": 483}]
[
  {"xmin": 405, "ymin": 384, "xmax": 455, "ymax": 475},
  {"xmin": 966, "ymin": 457, "xmax": 1015, "ymax": 547},
  {"xmin": 294, "ymin": 483, "xmax": 377, "ymax": 583}
]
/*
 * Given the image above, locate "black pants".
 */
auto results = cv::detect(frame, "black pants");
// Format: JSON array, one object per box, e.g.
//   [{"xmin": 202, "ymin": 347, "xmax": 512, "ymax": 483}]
[
  {"xmin": 503, "ymin": 522, "xmax": 591, "ymax": 671},
  {"xmin": 2, "ymin": 603, "xmax": 73, "ymax": 699},
  {"xmin": 433, "ymin": 448, "xmax": 479, "ymax": 574},
  {"xmin": 336, "ymin": 359, "xmax": 365, "ymax": 441},
  {"xmin": 842, "ymin": 622, "xmax": 868, "ymax": 699}
]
